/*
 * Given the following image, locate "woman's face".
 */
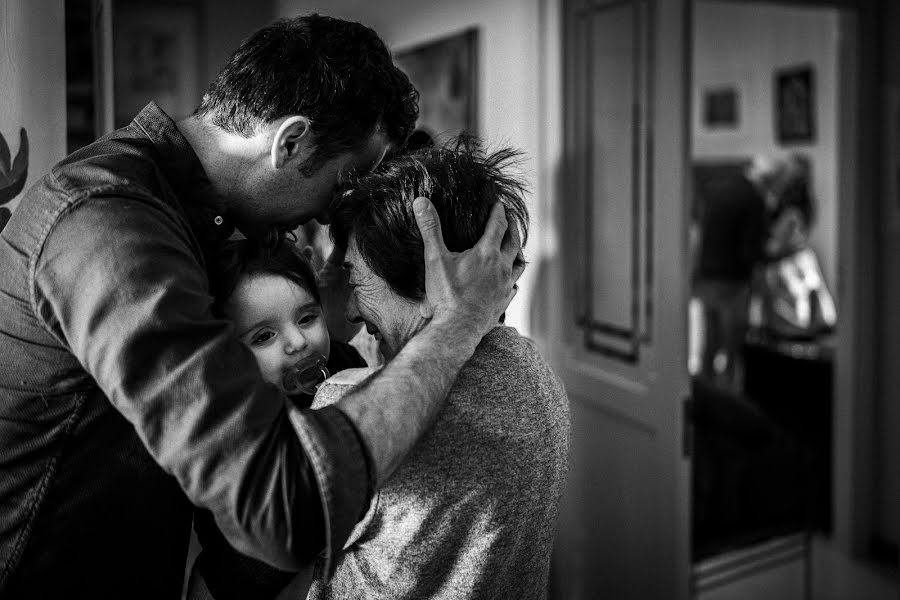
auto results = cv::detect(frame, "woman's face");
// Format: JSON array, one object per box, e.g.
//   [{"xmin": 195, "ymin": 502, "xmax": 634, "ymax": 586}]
[
  {"xmin": 343, "ymin": 235, "xmax": 428, "ymax": 360},
  {"xmin": 224, "ymin": 273, "xmax": 331, "ymax": 393}
]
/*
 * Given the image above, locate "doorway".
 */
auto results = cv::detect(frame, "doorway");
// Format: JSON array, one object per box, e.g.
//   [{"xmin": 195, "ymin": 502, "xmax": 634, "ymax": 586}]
[{"xmin": 687, "ymin": 1, "xmax": 896, "ymax": 597}]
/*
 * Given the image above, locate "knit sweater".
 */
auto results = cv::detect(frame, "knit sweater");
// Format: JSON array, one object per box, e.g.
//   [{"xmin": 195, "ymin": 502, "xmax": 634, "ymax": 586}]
[{"xmin": 308, "ymin": 326, "xmax": 570, "ymax": 600}]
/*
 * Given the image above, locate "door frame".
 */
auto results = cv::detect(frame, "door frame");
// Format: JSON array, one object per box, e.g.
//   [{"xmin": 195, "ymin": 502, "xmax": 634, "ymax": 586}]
[{"xmin": 536, "ymin": 0, "xmax": 881, "ymax": 594}]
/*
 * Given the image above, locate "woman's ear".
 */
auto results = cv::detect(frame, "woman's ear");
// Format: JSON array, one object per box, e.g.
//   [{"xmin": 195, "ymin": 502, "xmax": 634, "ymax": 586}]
[{"xmin": 271, "ymin": 116, "xmax": 312, "ymax": 169}]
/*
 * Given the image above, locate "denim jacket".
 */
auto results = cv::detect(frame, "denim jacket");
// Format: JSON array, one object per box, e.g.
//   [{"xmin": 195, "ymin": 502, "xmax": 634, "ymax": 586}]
[{"xmin": 0, "ymin": 103, "xmax": 373, "ymax": 598}]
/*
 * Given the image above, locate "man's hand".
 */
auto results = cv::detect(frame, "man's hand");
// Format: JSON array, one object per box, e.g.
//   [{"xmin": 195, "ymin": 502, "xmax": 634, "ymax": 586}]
[
  {"xmin": 413, "ymin": 197, "xmax": 523, "ymax": 335},
  {"xmin": 336, "ymin": 199, "xmax": 524, "ymax": 485}
]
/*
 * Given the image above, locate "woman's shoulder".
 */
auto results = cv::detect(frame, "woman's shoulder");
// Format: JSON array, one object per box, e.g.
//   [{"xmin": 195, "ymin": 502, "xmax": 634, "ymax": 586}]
[
  {"xmin": 325, "ymin": 366, "xmax": 381, "ymax": 386},
  {"xmin": 477, "ymin": 326, "xmax": 542, "ymax": 365},
  {"xmin": 312, "ymin": 367, "xmax": 381, "ymax": 409}
]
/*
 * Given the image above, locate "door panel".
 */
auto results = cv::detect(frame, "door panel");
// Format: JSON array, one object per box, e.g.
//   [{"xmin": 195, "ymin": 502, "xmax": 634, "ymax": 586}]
[
  {"xmin": 553, "ymin": 0, "xmax": 691, "ymax": 598},
  {"xmin": 569, "ymin": 396, "xmax": 660, "ymax": 598}
]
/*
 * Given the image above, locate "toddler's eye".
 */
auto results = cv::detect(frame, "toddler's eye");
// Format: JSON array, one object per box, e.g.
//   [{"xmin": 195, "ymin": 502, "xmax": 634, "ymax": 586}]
[
  {"xmin": 298, "ymin": 313, "xmax": 318, "ymax": 326},
  {"xmin": 251, "ymin": 330, "xmax": 276, "ymax": 345}
]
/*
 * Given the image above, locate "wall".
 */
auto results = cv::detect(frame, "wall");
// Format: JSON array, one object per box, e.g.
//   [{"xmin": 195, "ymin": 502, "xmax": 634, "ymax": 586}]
[
  {"xmin": 201, "ymin": 0, "xmax": 275, "ymax": 91},
  {"xmin": 108, "ymin": 0, "xmax": 273, "ymax": 126},
  {"xmin": 274, "ymin": 0, "xmax": 545, "ymax": 337},
  {"xmin": 0, "ymin": 0, "xmax": 67, "ymax": 215},
  {"xmin": 877, "ymin": 0, "xmax": 900, "ymax": 548},
  {"xmin": 693, "ymin": 1, "xmax": 840, "ymax": 291}
]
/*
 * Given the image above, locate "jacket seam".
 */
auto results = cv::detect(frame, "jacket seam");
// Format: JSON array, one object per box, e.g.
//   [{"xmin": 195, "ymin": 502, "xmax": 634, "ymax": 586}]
[{"xmin": 27, "ymin": 179, "xmax": 183, "ymax": 345}]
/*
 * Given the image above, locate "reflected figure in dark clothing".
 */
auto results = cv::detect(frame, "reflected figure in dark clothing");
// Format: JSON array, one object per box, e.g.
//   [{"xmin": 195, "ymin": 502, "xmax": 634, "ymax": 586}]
[{"xmin": 694, "ymin": 156, "xmax": 788, "ymax": 392}]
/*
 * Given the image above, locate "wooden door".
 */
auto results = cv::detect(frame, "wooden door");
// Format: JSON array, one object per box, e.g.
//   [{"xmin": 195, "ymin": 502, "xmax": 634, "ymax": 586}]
[{"xmin": 550, "ymin": 0, "xmax": 692, "ymax": 598}]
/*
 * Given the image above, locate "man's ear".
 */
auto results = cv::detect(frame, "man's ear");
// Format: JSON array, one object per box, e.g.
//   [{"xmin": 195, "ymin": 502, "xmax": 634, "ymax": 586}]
[{"xmin": 270, "ymin": 116, "xmax": 312, "ymax": 169}]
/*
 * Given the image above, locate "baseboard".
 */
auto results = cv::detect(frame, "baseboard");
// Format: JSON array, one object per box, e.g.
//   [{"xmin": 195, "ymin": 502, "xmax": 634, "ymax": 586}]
[{"xmin": 691, "ymin": 532, "xmax": 810, "ymax": 593}]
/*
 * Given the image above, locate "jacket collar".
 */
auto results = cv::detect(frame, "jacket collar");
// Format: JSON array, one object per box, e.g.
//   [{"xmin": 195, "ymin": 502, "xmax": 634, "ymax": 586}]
[{"xmin": 132, "ymin": 102, "xmax": 235, "ymax": 246}]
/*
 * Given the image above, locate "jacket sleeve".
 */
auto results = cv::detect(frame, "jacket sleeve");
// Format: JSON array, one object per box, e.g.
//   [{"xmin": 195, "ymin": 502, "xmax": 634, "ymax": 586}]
[{"xmin": 32, "ymin": 194, "xmax": 374, "ymax": 571}]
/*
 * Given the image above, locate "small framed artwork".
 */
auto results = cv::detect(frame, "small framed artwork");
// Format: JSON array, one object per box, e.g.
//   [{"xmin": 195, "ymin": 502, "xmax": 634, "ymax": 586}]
[
  {"xmin": 702, "ymin": 86, "xmax": 739, "ymax": 129},
  {"xmin": 112, "ymin": 1, "xmax": 202, "ymax": 128},
  {"xmin": 775, "ymin": 65, "xmax": 815, "ymax": 144},
  {"xmin": 395, "ymin": 29, "xmax": 478, "ymax": 142}
]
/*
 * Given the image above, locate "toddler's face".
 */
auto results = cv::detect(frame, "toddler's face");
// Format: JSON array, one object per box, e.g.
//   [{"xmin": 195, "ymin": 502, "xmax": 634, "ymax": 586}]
[{"xmin": 225, "ymin": 273, "xmax": 330, "ymax": 394}]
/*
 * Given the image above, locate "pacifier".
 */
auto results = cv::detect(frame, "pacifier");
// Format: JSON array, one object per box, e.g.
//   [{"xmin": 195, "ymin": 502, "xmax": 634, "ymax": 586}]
[{"xmin": 282, "ymin": 354, "xmax": 330, "ymax": 395}]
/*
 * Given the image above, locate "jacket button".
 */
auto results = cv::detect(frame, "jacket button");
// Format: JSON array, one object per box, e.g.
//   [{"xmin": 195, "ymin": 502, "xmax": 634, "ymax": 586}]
[{"xmin": 214, "ymin": 215, "xmax": 224, "ymax": 226}]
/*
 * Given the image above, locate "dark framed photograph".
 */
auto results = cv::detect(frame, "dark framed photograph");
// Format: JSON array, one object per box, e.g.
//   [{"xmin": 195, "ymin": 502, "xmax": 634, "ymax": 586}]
[
  {"xmin": 395, "ymin": 29, "xmax": 478, "ymax": 141},
  {"xmin": 702, "ymin": 86, "xmax": 739, "ymax": 129},
  {"xmin": 775, "ymin": 65, "xmax": 815, "ymax": 144},
  {"xmin": 112, "ymin": 1, "xmax": 201, "ymax": 128}
]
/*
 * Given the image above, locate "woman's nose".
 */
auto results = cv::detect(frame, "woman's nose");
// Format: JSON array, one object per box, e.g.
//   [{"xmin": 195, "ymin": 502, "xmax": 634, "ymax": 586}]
[
  {"xmin": 284, "ymin": 328, "xmax": 309, "ymax": 354},
  {"xmin": 345, "ymin": 293, "xmax": 363, "ymax": 324}
]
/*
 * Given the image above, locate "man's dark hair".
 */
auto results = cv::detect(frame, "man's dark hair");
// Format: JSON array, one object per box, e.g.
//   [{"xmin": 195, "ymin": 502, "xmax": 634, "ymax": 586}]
[
  {"xmin": 194, "ymin": 14, "xmax": 419, "ymax": 175},
  {"xmin": 330, "ymin": 136, "xmax": 528, "ymax": 301},
  {"xmin": 210, "ymin": 238, "xmax": 320, "ymax": 317}
]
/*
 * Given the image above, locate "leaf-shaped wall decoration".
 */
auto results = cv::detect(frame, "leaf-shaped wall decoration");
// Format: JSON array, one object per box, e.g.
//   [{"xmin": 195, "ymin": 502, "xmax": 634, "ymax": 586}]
[{"xmin": 0, "ymin": 128, "xmax": 29, "ymax": 206}]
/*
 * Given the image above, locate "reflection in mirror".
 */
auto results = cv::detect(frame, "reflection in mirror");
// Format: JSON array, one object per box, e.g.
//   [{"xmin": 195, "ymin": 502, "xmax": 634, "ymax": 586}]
[{"xmin": 688, "ymin": 2, "xmax": 897, "ymax": 599}]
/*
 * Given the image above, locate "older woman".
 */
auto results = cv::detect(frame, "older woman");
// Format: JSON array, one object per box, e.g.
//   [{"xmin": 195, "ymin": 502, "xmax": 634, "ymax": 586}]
[{"xmin": 306, "ymin": 138, "xmax": 570, "ymax": 600}]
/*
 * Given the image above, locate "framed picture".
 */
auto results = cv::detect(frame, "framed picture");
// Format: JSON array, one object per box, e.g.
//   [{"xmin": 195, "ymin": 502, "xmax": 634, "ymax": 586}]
[
  {"xmin": 702, "ymin": 86, "xmax": 739, "ymax": 129},
  {"xmin": 112, "ymin": 1, "xmax": 201, "ymax": 128},
  {"xmin": 395, "ymin": 29, "xmax": 478, "ymax": 142},
  {"xmin": 775, "ymin": 65, "xmax": 815, "ymax": 144}
]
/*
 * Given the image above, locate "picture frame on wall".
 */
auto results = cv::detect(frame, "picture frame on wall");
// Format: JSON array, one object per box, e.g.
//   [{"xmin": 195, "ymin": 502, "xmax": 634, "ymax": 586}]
[
  {"xmin": 775, "ymin": 64, "xmax": 815, "ymax": 145},
  {"xmin": 702, "ymin": 86, "xmax": 739, "ymax": 130},
  {"xmin": 394, "ymin": 29, "xmax": 478, "ymax": 142},
  {"xmin": 112, "ymin": 1, "xmax": 201, "ymax": 128}
]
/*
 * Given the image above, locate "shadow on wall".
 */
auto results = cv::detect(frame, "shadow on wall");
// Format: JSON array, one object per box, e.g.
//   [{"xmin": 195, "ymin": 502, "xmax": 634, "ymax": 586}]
[{"xmin": 0, "ymin": 127, "xmax": 29, "ymax": 230}]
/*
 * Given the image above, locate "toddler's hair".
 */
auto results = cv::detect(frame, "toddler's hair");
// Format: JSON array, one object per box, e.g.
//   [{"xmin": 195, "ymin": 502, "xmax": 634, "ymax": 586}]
[{"xmin": 210, "ymin": 238, "xmax": 320, "ymax": 317}]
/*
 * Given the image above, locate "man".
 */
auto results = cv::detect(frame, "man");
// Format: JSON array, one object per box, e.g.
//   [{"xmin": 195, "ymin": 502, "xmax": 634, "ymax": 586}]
[
  {"xmin": 693, "ymin": 155, "xmax": 787, "ymax": 392},
  {"xmin": 0, "ymin": 15, "xmax": 521, "ymax": 598}
]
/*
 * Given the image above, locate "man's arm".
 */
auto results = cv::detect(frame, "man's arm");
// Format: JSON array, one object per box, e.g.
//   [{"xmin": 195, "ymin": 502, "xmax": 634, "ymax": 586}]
[
  {"xmin": 34, "ymin": 196, "xmax": 368, "ymax": 571},
  {"xmin": 337, "ymin": 198, "xmax": 523, "ymax": 484}
]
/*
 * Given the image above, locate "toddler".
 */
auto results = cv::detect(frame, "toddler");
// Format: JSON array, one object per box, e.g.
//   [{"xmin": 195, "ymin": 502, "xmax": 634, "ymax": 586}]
[{"xmin": 187, "ymin": 237, "xmax": 365, "ymax": 600}]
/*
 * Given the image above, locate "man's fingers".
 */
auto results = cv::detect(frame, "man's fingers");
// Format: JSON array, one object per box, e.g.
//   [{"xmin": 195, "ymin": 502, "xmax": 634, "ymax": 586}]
[
  {"xmin": 418, "ymin": 301, "xmax": 434, "ymax": 320},
  {"xmin": 502, "ymin": 283, "xmax": 519, "ymax": 313},
  {"xmin": 413, "ymin": 197, "xmax": 448, "ymax": 262},
  {"xmin": 500, "ymin": 218, "xmax": 523, "ymax": 266},
  {"xmin": 476, "ymin": 202, "xmax": 509, "ymax": 252},
  {"xmin": 511, "ymin": 257, "xmax": 526, "ymax": 284}
]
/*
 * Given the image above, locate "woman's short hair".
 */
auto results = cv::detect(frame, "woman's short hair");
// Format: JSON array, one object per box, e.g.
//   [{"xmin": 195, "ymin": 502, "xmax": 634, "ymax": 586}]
[
  {"xmin": 330, "ymin": 136, "xmax": 529, "ymax": 301},
  {"xmin": 193, "ymin": 14, "xmax": 419, "ymax": 175},
  {"xmin": 210, "ymin": 238, "xmax": 320, "ymax": 317}
]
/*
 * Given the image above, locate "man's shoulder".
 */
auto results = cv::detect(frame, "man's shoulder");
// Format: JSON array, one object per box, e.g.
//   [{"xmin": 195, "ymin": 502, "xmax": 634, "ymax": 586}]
[{"xmin": 51, "ymin": 130, "xmax": 165, "ymax": 204}]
